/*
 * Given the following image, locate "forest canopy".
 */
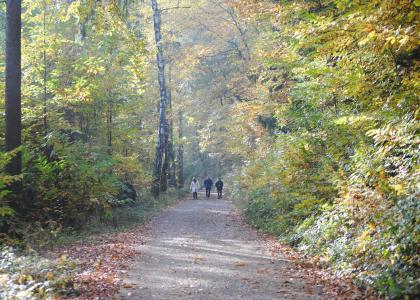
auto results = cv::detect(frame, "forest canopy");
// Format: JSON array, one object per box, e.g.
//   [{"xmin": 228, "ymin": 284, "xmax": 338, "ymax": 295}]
[{"xmin": 0, "ymin": 0, "xmax": 419, "ymax": 299}]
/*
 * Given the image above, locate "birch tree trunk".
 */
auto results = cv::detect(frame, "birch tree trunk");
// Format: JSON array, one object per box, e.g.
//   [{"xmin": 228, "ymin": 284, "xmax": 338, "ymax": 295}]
[
  {"xmin": 5, "ymin": 0, "xmax": 22, "ymax": 195},
  {"xmin": 151, "ymin": 0, "xmax": 168, "ymax": 197}
]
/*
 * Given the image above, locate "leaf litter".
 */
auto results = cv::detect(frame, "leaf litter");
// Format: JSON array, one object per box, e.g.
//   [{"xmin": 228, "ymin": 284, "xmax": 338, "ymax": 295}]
[
  {"xmin": 49, "ymin": 201, "xmax": 379, "ymax": 300},
  {"xmin": 54, "ymin": 225, "xmax": 149, "ymax": 299}
]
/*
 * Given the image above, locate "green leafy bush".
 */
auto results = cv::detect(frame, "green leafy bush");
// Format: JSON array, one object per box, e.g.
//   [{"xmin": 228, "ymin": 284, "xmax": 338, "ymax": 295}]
[{"xmin": 231, "ymin": 0, "xmax": 419, "ymax": 298}]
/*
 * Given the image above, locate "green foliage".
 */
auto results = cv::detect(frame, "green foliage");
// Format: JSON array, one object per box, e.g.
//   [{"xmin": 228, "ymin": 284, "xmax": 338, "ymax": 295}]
[
  {"xmin": 229, "ymin": 0, "xmax": 419, "ymax": 298},
  {"xmin": 0, "ymin": 0, "xmax": 417, "ymax": 297},
  {"xmin": 49, "ymin": 188, "xmax": 185, "ymax": 248},
  {"xmin": 0, "ymin": 150, "xmax": 22, "ymax": 218},
  {"xmin": 0, "ymin": 0, "xmax": 158, "ymax": 241},
  {"xmin": 23, "ymin": 144, "xmax": 119, "ymax": 228},
  {"xmin": 0, "ymin": 151, "xmax": 23, "ymax": 243}
]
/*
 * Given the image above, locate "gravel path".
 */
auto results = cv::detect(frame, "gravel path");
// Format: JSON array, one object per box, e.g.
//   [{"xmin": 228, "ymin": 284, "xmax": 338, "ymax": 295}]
[{"xmin": 117, "ymin": 197, "xmax": 327, "ymax": 300}]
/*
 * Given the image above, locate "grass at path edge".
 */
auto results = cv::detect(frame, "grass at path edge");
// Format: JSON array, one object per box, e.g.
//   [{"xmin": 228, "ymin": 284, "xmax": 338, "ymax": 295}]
[{"xmin": 48, "ymin": 189, "xmax": 187, "ymax": 249}]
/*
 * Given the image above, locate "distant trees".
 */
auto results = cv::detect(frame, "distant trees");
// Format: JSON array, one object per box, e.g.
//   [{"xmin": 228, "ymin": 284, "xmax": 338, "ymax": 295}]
[{"xmin": 148, "ymin": 0, "xmax": 253, "ymax": 181}]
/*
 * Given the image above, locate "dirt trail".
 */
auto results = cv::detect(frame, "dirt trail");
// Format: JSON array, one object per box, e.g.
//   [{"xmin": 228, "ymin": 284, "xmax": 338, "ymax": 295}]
[{"xmin": 117, "ymin": 197, "xmax": 328, "ymax": 300}]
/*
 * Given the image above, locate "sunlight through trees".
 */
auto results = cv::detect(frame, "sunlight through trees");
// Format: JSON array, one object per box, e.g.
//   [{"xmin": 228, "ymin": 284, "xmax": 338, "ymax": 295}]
[{"xmin": 0, "ymin": 0, "xmax": 418, "ymax": 298}]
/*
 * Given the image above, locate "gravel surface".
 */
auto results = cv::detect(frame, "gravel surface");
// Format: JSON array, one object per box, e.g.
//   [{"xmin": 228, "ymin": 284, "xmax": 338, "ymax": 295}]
[{"xmin": 117, "ymin": 197, "xmax": 328, "ymax": 300}]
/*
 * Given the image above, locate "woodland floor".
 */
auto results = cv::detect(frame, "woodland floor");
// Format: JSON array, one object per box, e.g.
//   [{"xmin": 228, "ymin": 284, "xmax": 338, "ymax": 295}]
[{"xmin": 115, "ymin": 194, "xmax": 365, "ymax": 300}]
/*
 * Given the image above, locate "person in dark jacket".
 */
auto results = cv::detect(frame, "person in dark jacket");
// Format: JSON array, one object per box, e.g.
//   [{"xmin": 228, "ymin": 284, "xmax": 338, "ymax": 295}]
[
  {"xmin": 203, "ymin": 176, "xmax": 213, "ymax": 198},
  {"xmin": 215, "ymin": 178, "xmax": 223, "ymax": 199}
]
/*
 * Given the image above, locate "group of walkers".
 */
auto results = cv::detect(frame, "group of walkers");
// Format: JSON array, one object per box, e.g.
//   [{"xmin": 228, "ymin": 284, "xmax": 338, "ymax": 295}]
[{"xmin": 190, "ymin": 176, "xmax": 224, "ymax": 200}]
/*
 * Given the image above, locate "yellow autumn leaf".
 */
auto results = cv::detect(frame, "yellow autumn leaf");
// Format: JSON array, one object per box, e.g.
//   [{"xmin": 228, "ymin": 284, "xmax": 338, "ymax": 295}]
[
  {"xmin": 391, "ymin": 184, "xmax": 405, "ymax": 195},
  {"xmin": 386, "ymin": 36, "xmax": 396, "ymax": 45},
  {"xmin": 60, "ymin": 254, "xmax": 68, "ymax": 263},
  {"xmin": 398, "ymin": 35, "xmax": 410, "ymax": 47},
  {"xmin": 18, "ymin": 274, "xmax": 26, "ymax": 284},
  {"xmin": 45, "ymin": 272, "xmax": 55, "ymax": 281}
]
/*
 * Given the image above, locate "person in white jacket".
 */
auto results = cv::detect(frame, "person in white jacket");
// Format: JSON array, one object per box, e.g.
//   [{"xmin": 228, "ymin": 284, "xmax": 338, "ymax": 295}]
[{"xmin": 190, "ymin": 177, "xmax": 200, "ymax": 199}]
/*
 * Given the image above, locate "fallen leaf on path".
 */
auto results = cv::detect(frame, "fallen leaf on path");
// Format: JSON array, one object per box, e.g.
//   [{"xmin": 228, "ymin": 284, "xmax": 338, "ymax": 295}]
[
  {"xmin": 234, "ymin": 261, "xmax": 247, "ymax": 267},
  {"xmin": 256, "ymin": 268, "xmax": 269, "ymax": 274},
  {"xmin": 190, "ymin": 256, "xmax": 205, "ymax": 264}
]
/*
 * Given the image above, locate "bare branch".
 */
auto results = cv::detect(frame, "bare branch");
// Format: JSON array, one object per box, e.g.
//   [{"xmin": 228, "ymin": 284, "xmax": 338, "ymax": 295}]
[{"xmin": 160, "ymin": 6, "xmax": 191, "ymax": 13}]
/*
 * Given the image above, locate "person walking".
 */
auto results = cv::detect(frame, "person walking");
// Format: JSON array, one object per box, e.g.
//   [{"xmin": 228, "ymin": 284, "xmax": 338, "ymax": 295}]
[
  {"xmin": 215, "ymin": 177, "xmax": 224, "ymax": 199},
  {"xmin": 203, "ymin": 176, "xmax": 213, "ymax": 199},
  {"xmin": 190, "ymin": 177, "xmax": 200, "ymax": 200}
]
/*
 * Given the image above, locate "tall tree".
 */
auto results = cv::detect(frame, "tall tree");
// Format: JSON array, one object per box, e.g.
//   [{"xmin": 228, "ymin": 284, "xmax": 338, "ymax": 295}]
[
  {"xmin": 177, "ymin": 111, "xmax": 184, "ymax": 188},
  {"xmin": 42, "ymin": 0, "xmax": 48, "ymax": 137},
  {"xmin": 5, "ymin": 0, "xmax": 22, "ymax": 195},
  {"xmin": 150, "ymin": 0, "xmax": 169, "ymax": 197},
  {"xmin": 166, "ymin": 63, "xmax": 176, "ymax": 187}
]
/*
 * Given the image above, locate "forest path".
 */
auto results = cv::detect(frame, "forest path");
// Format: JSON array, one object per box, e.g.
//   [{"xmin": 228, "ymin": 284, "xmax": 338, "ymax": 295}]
[{"xmin": 117, "ymin": 196, "xmax": 327, "ymax": 300}]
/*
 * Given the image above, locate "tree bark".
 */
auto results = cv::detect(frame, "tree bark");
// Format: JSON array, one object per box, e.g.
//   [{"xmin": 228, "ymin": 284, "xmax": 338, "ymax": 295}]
[
  {"xmin": 160, "ymin": 121, "xmax": 169, "ymax": 192},
  {"xmin": 43, "ymin": 0, "xmax": 48, "ymax": 136},
  {"xmin": 123, "ymin": 0, "xmax": 129, "ymax": 18},
  {"xmin": 151, "ymin": 0, "xmax": 169, "ymax": 197},
  {"xmin": 167, "ymin": 64, "xmax": 176, "ymax": 187},
  {"xmin": 5, "ymin": 0, "xmax": 22, "ymax": 195},
  {"xmin": 177, "ymin": 111, "xmax": 184, "ymax": 188},
  {"xmin": 107, "ymin": 102, "xmax": 113, "ymax": 156}
]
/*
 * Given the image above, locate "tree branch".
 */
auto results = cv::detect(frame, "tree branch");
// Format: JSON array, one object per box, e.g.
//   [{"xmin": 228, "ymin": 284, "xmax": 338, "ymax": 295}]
[{"xmin": 160, "ymin": 6, "xmax": 191, "ymax": 13}]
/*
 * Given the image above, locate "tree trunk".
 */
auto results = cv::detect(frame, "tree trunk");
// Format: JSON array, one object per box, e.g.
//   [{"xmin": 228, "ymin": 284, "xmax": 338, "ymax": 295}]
[
  {"xmin": 107, "ymin": 102, "xmax": 113, "ymax": 156},
  {"xmin": 160, "ymin": 121, "xmax": 169, "ymax": 192},
  {"xmin": 167, "ymin": 64, "xmax": 176, "ymax": 187},
  {"xmin": 177, "ymin": 111, "xmax": 184, "ymax": 188},
  {"xmin": 43, "ymin": 0, "xmax": 48, "ymax": 136},
  {"xmin": 5, "ymin": 0, "xmax": 22, "ymax": 195},
  {"xmin": 151, "ymin": 0, "xmax": 168, "ymax": 197},
  {"xmin": 123, "ymin": 0, "xmax": 129, "ymax": 18}
]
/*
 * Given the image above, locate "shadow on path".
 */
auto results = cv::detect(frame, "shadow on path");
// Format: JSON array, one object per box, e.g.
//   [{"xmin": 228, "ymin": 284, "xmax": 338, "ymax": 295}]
[{"xmin": 117, "ymin": 199, "xmax": 326, "ymax": 300}]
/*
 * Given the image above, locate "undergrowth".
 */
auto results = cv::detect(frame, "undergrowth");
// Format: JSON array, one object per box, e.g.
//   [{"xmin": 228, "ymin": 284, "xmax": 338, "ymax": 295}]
[
  {"xmin": 0, "ymin": 189, "xmax": 185, "ymax": 299},
  {"xmin": 45, "ymin": 189, "xmax": 185, "ymax": 249}
]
